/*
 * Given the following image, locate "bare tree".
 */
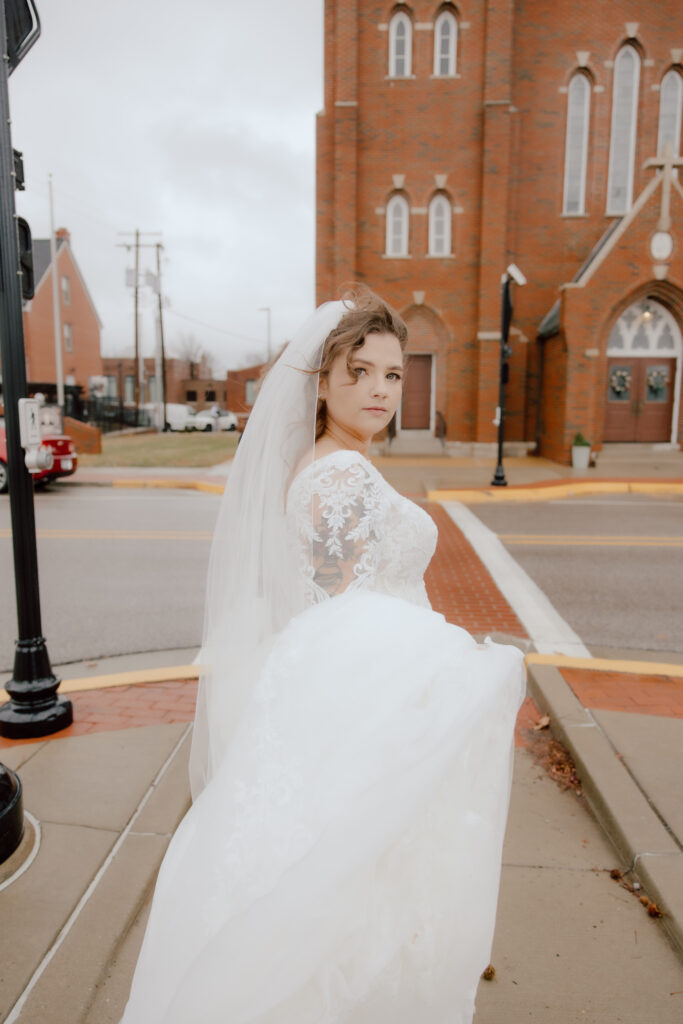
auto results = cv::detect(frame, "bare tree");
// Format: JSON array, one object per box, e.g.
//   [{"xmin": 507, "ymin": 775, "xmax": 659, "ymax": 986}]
[{"xmin": 173, "ymin": 332, "xmax": 214, "ymax": 377}]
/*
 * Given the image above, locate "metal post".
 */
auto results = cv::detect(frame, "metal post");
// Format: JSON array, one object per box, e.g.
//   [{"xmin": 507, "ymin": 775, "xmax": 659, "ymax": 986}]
[
  {"xmin": 0, "ymin": 1, "xmax": 71, "ymax": 738},
  {"xmin": 491, "ymin": 276, "xmax": 512, "ymax": 487},
  {"xmin": 156, "ymin": 243, "xmax": 168, "ymax": 430},
  {"xmin": 48, "ymin": 173, "xmax": 64, "ymax": 410}
]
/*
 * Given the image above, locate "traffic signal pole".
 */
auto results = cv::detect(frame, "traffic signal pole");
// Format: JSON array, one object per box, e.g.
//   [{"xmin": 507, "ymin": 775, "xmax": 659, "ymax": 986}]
[{"xmin": 0, "ymin": 0, "xmax": 71, "ymax": 739}]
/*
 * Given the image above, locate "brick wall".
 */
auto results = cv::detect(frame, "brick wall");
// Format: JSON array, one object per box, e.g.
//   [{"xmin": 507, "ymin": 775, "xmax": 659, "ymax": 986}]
[{"xmin": 317, "ymin": 0, "xmax": 683, "ymax": 460}]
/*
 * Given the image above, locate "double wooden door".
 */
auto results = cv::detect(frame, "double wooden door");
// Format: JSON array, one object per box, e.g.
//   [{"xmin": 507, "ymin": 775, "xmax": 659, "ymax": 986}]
[{"xmin": 603, "ymin": 357, "xmax": 676, "ymax": 442}]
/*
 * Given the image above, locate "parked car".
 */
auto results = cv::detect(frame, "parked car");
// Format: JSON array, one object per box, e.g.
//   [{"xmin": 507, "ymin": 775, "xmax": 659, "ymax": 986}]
[
  {"xmin": 0, "ymin": 418, "xmax": 77, "ymax": 494},
  {"xmin": 156, "ymin": 403, "xmax": 197, "ymax": 432},
  {"xmin": 187, "ymin": 408, "xmax": 239, "ymax": 432}
]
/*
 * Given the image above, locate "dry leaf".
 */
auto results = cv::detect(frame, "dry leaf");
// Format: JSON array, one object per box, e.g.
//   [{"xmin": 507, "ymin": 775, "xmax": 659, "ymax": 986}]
[
  {"xmin": 533, "ymin": 715, "xmax": 551, "ymax": 731},
  {"xmin": 481, "ymin": 964, "xmax": 495, "ymax": 981}
]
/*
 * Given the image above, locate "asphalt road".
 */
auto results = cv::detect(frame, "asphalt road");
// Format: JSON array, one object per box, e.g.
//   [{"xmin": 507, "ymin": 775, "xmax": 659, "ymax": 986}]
[
  {"xmin": 0, "ymin": 486, "xmax": 221, "ymax": 672},
  {"xmin": 470, "ymin": 493, "xmax": 683, "ymax": 655},
  {"xmin": 2, "ymin": 486, "xmax": 682, "ymax": 674}
]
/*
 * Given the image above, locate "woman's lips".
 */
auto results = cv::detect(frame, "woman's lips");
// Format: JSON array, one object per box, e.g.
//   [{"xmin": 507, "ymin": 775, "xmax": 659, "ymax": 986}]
[{"xmin": 364, "ymin": 407, "xmax": 387, "ymax": 413}]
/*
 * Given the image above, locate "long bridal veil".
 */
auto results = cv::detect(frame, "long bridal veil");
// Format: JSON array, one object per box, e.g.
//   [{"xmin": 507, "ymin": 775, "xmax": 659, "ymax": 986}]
[{"xmin": 189, "ymin": 299, "xmax": 347, "ymax": 798}]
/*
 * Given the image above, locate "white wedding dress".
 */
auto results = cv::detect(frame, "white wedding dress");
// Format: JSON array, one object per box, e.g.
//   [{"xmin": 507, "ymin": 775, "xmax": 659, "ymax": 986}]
[{"xmin": 121, "ymin": 450, "xmax": 525, "ymax": 1024}]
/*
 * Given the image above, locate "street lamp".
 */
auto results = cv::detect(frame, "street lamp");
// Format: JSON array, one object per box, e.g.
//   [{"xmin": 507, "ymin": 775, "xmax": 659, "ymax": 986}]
[
  {"xmin": 491, "ymin": 264, "xmax": 526, "ymax": 487},
  {"xmin": 258, "ymin": 306, "xmax": 272, "ymax": 363}
]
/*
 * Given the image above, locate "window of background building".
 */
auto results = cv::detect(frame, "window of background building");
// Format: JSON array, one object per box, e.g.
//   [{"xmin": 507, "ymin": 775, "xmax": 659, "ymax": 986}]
[
  {"xmin": 433, "ymin": 9, "xmax": 457, "ymax": 76},
  {"xmin": 186, "ymin": 389, "xmax": 198, "ymax": 402},
  {"xmin": 61, "ymin": 275, "xmax": 71, "ymax": 305},
  {"xmin": 205, "ymin": 389, "xmax": 216, "ymax": 401},
  {"xmin": 606, "ymin": 45, "xmax": 640, "ymax": 215},
  {"xmin": 63, "ymin": 323, "xmax": 73, "ymax": 352},
  {"xmin": 105, "ymin": 375, "xmax": 117, "ymax": 398},
  {"xmin": 385, "ymin": 193, "xmax": 409, "ymax": 256},
  {"xmin": 428, "ymin": 193, "xmax": 452, "ymax": 255},
  {"xmin": 148, "ymin": 375, "xmax": 158, "ymax": 401},
  {"xmin": 658, "ymin": 69, "xmax": 682, "ymax": 158},
  {"xmin": 245, "ymin": 379, "xmax": 257, "ymax": 405},
  {"xmin": 125, "ymin": 375, "xmax": 135, "ymax": 403},
  {"xmin": 563, "ymin": 73, "xmax": 591, "ymax": 215},
  {"xmin": 389, "ymin": 11, "xmax": 412, "ymax": 77}
]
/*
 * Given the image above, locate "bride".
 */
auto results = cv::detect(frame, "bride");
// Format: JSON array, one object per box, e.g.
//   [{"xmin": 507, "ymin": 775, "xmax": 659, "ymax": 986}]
[{"xmin": 120, "ymin": 287, "xmax": 525, "ymax": 1024}]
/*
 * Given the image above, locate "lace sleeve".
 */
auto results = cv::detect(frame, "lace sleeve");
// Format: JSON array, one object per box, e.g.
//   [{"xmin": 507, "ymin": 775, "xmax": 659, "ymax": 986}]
[{"xmin": 296, "ymin": 459, "xmax": 384, "ymax": 601}]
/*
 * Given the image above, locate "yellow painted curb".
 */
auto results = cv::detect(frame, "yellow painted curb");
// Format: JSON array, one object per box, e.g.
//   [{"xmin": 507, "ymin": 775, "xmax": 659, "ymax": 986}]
[
  {"xmin": 525, "ymin": 653, "xmax": 683, "ymax": 679},
  {"xmin": 0, "ymin": 664, "xmax": 200, "ymax": 703},
  {"xmin": 111, "ymin": 479, "xmax": 224, "ymax": 494},
  {"xmin": 429, "ymin": 481, "xmax": 683, "ymax": 503}
]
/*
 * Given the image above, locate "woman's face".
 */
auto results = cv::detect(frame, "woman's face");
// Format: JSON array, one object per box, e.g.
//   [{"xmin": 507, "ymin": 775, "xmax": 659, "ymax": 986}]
[{"xmin": 319, "ymin": 331, "xmax": 404, "ymax": 444}]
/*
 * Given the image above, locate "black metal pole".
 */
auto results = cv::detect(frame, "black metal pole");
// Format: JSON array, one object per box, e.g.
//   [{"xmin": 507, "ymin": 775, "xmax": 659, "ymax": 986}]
[
  {"xmin": 491, "ymin": 276, "xmax": 512, "ymax": 487},
  {"xmin": 0, "ymin": 2, "xmax": 71, "ymax": 739}
]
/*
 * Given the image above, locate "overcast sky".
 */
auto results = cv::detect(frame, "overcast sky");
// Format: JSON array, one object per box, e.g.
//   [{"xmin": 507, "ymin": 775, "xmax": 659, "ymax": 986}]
[{"xmin": 10, "ymin": 0, "xmax": 324, "ymax": 370}]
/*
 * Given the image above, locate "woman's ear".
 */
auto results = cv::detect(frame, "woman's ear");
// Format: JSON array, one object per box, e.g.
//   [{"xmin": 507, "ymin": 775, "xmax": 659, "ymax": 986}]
[{"xmin": 318, "ymin": 374, "xmax": 328, "ymax": 399}]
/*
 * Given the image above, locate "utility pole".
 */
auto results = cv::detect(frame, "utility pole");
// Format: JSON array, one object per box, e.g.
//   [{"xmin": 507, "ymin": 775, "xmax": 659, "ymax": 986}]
[
  {"xmin": 48, "ymin": 173, "xmax": 64, "ymax": 411},
  {"xmin": 117, "ymin": 230, "xmax": 162, "ymax": 425},
  {"xmin": 155, "ymin": 243, "xmax": 168, "ymax": 430}
]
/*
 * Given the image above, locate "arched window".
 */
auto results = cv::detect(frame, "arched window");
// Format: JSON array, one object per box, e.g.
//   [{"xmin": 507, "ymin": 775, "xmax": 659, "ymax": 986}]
[
  {"xmin": 433, "ymin": 9, "xmax": 457, "ymax": 76},
  {"xmin": 563, "ymin": 73, "xmax": 591, "ymax": 215},
  {"xmin": 606, "ymin": 45, "xmax": 640, "ymax": 215},
  {"xmin": 385, "ymin": 194, "xmax": 409, "ymax": 256},
  {"xmin": 389, "ymin": 11, "xmax": 412, "ymax": 78},
  {"xmin": 658, "ymin": 69, "xmax": 683, "ymax": 158},
  {"xmin": 428, "ymin": 194, "xmax": 451, "ymax": 255}
]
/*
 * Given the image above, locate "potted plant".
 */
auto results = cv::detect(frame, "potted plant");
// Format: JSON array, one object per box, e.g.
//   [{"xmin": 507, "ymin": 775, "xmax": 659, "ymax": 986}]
[{"xmin": 571, "ymin": 431, "xmax": 591, "ymax": 469}]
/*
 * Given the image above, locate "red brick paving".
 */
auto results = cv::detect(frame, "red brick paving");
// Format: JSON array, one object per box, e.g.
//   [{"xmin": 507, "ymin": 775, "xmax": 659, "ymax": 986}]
[
  {"xmin": 424, "ymin": 502, "xmax": 528, "ymax": 638},
  {"xmin": 562, "ymin": 669, "xmax": 683, "ymax": 719}
]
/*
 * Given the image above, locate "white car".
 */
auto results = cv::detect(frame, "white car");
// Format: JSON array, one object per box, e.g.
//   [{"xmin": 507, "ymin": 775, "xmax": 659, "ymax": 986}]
[{"xmin": 189, "ymin": 408, "xmax": 238, "ymax": 432}]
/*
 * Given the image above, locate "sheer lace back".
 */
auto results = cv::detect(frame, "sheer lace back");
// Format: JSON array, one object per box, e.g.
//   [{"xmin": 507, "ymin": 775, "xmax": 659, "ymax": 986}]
[{"xmin": 287, "ymin": 450, "xmax": 437, "ymax": 608}]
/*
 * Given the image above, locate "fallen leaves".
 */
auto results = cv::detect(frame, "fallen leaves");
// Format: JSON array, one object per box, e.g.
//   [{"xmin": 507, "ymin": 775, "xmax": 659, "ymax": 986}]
[
  {"xmin": 525, "ymin": 725, "xmax": 583, "ymax": 794},
  {"xmin": 481, "ymin": 964, "xmax": 495, "ymax": 981},
  {"xmin": 608, "ymin": 868, "xmax": 664, "ymax": 918}
]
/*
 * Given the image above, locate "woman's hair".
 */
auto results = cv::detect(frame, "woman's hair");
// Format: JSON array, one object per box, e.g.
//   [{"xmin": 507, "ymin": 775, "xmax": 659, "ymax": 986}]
[{"xmin": 316, "ymin": 285, "xmax": 408, "ymax": 439}]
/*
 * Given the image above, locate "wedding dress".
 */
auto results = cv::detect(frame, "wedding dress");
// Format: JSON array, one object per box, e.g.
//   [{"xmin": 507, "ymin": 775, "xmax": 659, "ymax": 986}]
[{"xmin": 120, "ymin": 448, "xmax": 525, "ymax": 1024}]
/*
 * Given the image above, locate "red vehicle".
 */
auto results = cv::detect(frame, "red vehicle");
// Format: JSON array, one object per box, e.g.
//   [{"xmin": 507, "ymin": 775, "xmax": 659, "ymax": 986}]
[{"xmin": 0, "ymin": 418, "xmax": 77, "ymax": 494}]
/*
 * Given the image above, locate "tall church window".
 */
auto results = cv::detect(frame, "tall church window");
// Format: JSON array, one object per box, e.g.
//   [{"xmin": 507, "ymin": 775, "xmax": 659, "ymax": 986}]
[
  {"xmin": 433, "ymin": 10, "xmax": 457, "ymax": 77},
  {"xmin": 657, "ymin": 69, "xmax": 682, "ymax": 158},
  {"xmin": 428, "ymin": 194, "xmax": 451, "ymax": 255},
  {"xmin": 385, "ymin": 194, "xmax": 409, "ymax": 256},
  {"xmin": 606, "ymin": 45, "xmax": 640, "ymax": 215},
  {"xmin": 562, "ymin": 73, "xmax": 590, "ymax": 215},
  {"xmin": 389, "ymin": 11, "xmax": 412, "ymax": 78}
]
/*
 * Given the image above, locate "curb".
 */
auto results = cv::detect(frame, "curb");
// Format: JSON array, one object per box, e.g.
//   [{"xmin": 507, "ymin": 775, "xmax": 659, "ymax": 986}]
[
  {"xmin": 526, "ymin": 662, "xmax": 683, "ymax": 960},
  {"xmin": 428, "ymin": 480, "xmax": 683, "ymax": 503}
]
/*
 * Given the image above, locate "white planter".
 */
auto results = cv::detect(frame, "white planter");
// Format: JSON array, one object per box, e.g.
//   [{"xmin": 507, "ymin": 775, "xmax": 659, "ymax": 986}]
[{"xmin": 571, "ymin": 445, "xmax": 591, "ymax": 469}]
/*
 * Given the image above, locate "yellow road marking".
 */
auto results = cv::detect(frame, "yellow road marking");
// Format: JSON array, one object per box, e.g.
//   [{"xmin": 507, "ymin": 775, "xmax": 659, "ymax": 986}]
[
  {"xmin": 526, "ymin": 653, "xmax": 683, "ymax": 679},
  {"xmin": 500, "ymin": 534, "xmax": 683, "ymax": 547},
  {"xmin": 0, "ymin": 528, "xmax": 212, "ymax": 541}
]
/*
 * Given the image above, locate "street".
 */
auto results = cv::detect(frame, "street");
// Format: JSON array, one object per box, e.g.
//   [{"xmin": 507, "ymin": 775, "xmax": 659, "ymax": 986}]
[{"xmin": 1, "ymin": 487, "xmax": 682, "ymax": 674}]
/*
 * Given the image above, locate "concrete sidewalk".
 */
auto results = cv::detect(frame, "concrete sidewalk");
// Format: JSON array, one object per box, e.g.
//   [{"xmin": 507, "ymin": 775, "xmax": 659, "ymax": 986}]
[{"xmin": 1, "ymin": 446, "xmax": 682, "ymax": 1020}]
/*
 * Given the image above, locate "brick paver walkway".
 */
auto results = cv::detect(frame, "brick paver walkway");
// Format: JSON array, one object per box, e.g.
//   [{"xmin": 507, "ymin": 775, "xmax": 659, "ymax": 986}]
[{"xmin": 562, "ymin": 668, "xmax": 683, "ymax": 719}]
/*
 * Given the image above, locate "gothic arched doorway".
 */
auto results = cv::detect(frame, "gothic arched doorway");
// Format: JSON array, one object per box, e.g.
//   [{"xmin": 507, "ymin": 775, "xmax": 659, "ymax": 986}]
[{"xmin": 603, "ymin": 299, "xmax": 682, "ymax": 443}]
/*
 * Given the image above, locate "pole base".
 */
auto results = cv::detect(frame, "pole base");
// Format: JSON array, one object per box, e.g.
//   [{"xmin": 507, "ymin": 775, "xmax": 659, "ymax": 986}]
[
  {"xmin": 0, "ymin": 764, "xmax": 24, "ymax": 863},
  {"xmin": 0, "ymin": 636, "xmax": 73, "ymax": 739},
  {"xmin": 491, "ymin": 465, "xmax": 508, "ymax": 487}
]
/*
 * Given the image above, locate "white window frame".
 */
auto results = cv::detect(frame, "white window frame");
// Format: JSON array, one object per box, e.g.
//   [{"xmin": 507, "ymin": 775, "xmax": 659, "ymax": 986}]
[
  {"xmin": 428, "ymin": 193, "xmax": 452, "ymax": 255},
  {"xmin": 562, "ymin": 73, "xmax": 591, "ymax": 215},
  {"xmin": 389, "ymin": 11, "xmax": 412, "ymax": 78},
  {"xmin": 63, "ymin": 322, "xmax": 73, "ymax": 352},
  {"xmin": 385, "ymin": 193, "xmax": 410, "ymax": 256},
  {"xmin": 61, "ymin": 274, "xmax": 71, "ymax": 305},
  {"xmin": 433, "ymin": 10, "xmax": 457, "ymax": 77},
  {"xmin": 606, "ymin": 45, "xmax": 640, "ymax": 215},
  {"xmin": 657, "ymin": 69, "xmax": 683, "ymax": 158}
]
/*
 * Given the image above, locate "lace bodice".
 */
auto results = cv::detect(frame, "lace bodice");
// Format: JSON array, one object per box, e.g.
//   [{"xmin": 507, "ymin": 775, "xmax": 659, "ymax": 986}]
[{"xmin": 287, "ymin": 449, "xmax": 437, "ymax": 608}]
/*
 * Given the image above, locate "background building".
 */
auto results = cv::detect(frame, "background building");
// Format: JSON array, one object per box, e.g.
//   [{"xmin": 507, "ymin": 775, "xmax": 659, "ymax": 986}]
[{"xmin": 316, "ymin": 1, "xmax": 683, "ymax": 460}]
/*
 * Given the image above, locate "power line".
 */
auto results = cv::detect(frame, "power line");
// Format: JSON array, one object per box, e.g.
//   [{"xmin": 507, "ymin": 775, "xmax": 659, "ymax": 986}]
[{"xmin": 165, "ymin": 307, "xmax": 264, "ymax": 345}]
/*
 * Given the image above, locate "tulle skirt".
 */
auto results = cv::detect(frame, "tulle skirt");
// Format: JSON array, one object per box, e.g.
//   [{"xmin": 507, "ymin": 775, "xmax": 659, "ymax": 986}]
[{"xmin": 120, "ymin": 592, "xmax": 525, "ymax": 1023}]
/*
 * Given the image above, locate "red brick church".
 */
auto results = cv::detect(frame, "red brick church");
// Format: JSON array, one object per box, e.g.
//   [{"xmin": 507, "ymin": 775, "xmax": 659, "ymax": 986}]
[{"xmin": 315, "ymin": 1, "xmax": 683, "ymax": 461}]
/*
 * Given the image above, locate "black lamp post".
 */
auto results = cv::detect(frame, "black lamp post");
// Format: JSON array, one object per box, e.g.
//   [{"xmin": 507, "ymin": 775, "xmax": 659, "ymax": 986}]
[
  {"xmin": 0, "ymin": 0, "xmax": 71, "ymax": 743},
  {"xmin": 491, "ymin": 264, "xmax": 526, "ymax": 487}
]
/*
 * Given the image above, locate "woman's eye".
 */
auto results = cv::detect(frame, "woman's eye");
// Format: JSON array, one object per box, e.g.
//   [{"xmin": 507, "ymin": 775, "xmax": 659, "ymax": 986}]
[
  {"xmin": 387, "ymin": 372, "xmax": 402, "ymax": 381},
  {"xmin": 352, "ymin": 366, "xmax": 366, "ymax": 376}
]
